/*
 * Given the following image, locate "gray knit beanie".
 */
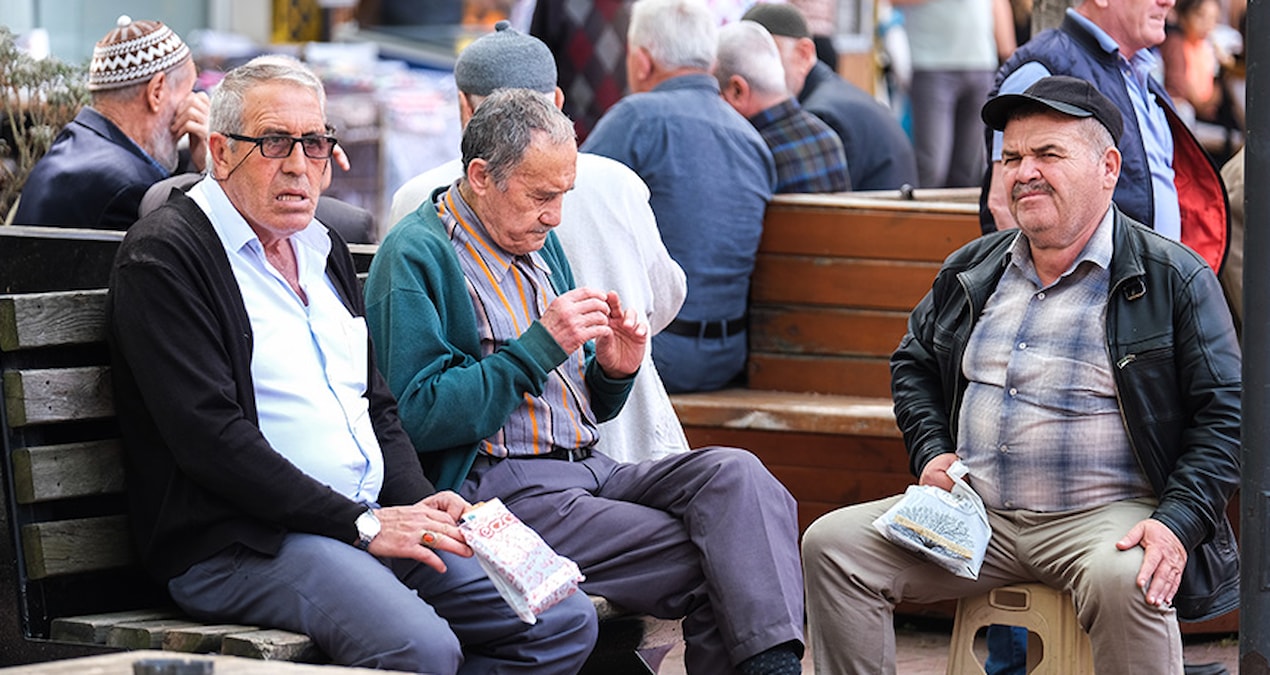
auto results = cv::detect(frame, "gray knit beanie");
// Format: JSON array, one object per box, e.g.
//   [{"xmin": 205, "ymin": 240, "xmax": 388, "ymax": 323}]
[
  {"xmin": 741, "ymin": 3, "xmax": 811, "ymax": 39},
  {"xmin": 453, "ymin": 21, "xmax": 557, "ymax": 96}
]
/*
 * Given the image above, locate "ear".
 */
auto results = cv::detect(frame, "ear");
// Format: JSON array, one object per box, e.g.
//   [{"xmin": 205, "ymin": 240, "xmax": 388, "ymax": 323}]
[
  {"xmin": 457, "ymin": 92, "xmax": 477, "ymax": 126},
  {"xmin": 146, "ymin": 72, "xmax": 167, "ymax": 112},
  {"xmin": 553, "ymin": 86, "xmax": 565, "ymax": 111},
  {"xmin": 1102, "ymin": 145, "xmax": 1123, "ymax": 189},
  {"xmin": 720, "ymin": 75, "xmax": 748, "ymax": 107},
  {"xmin": 627, "ymin": 46, "xmax": 653, "ymax": 87},
  {"xmin": 465, "ymin": 157, "xmax": 493, "ymax": 196},
  {"xmin": 793, "ymin": 37, "xmax": 819, "ymax": 74},
  {"xmin": 207, "ymin": 132, "xmax": 233, "ymax": 180}
]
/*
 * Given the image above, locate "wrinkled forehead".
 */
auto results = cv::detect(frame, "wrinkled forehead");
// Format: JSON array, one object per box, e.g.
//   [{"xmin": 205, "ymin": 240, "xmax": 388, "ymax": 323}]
[{"xmin": 240, "ymin": 82, "xmax": 327, "ymax": 133}]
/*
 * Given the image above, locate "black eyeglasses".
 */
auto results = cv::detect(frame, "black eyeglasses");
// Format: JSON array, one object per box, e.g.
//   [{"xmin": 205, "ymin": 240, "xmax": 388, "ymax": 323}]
[{"xmin": 226, "ymin": 132, "xmax": 339, "ymax": 160}]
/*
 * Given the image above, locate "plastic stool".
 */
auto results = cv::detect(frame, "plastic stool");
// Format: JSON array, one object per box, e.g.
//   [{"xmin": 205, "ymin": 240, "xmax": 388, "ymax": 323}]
[{"xmin": 946, "ymin": 583, "xmax": 1094, "ymax": 675}]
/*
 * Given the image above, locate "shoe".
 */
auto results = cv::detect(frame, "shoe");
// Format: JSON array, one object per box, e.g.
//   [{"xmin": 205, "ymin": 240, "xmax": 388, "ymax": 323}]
[{"xmin": 1183, "ymin": 663, "xmax": 1228, "ymax": 675}]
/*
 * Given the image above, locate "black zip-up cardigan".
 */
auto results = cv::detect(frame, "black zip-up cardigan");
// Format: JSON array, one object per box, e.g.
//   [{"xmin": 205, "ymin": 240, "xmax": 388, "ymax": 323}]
[{"xmin": 108, "ymin": 194, "xmax": 433, "ymax": 583}]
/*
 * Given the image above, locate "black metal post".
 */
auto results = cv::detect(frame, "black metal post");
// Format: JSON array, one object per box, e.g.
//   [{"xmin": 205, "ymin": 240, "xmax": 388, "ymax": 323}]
[{"xmin": 1242, "ymin": 0, "xmax": 1268, "ymax": 671}]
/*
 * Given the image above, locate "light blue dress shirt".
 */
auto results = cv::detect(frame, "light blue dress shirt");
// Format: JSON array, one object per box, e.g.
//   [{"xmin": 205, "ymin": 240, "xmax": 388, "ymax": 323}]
[{"xmin": 187, "ymin": 179, "xmax": 384, "ymax": 505}]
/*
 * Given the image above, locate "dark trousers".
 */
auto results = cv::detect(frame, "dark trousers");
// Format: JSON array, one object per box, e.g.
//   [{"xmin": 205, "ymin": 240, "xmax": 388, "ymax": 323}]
[
  {"xmin": 168, "ymin": 533, "xmax": 597, "ymax": 673},
  {"xmin": 461, "ymin": 447, "xmax": 806, "ymax": 675}
]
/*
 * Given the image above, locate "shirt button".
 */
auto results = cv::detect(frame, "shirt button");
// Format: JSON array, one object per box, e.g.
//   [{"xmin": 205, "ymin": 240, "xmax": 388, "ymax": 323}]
[
  {"xmin": 1037, "ymin": 292, "xmax": 1046, "ymax": 300},
  {"xmin": 1018, "ymin": 342, "xmax": 1027, "ymax": 350},
  {"xmin": 999, "ymin": 444, "xmax": 1008, "ymax": 453},
  {"xmin": 1009, "ymin": 388, "xmax": 1018, "ymax": 396},
  {"xmin": 1004, "ymin": 500, "xmax": 1014, "ymax": 508}
]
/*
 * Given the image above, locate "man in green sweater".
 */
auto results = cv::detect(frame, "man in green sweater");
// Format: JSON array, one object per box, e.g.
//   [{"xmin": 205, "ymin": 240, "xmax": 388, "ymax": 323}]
[{"xmin": 366, "ymin": 88, "xmax": 806, "ymax": 675}]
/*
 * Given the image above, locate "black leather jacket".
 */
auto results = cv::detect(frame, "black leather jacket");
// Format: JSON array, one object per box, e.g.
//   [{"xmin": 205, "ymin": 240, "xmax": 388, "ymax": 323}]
[{"xmin": 891, "ymin": 207, "xmax": 1241, "ymax": 621}]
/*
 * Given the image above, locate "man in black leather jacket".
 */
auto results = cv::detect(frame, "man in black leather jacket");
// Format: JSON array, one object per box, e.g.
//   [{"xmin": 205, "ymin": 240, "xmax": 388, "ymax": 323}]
[{"xmin": 801, "ymin": 76, "xmax": 1240, "ymax": 675}]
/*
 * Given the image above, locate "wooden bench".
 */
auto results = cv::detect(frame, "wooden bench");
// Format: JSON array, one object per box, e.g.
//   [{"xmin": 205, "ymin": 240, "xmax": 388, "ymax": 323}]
[
  {"xmin": 670, "ymin": 190, "xmax": 983, "ymax": 532},
  {"xmin": 0, "ymin": 227, "xmax": 678, "ymax": 671}
]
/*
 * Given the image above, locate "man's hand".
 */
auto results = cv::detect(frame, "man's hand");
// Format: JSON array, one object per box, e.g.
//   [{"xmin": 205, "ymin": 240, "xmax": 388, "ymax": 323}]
[
  {"xmin": 173, "ymin": 90, "xmax": 210, "ymax": 172},
  {"xmin": 366, "ymin": 491, "xmax": 475, "ymax": 573},
  {"xmin": 333, "ymin": 144, "xmax": 352, "ymax": 173},
  {"xmin": 1117, "ymin": 518, "xmax": 1188, "ymax": 608},
  {"xmin": 594, "ymin": 291, "xmax": 647, "ymax": 378},
  {"xmin": 540, "ymin": 287, "xmax": 621, "ymax": 354},
  {"xmin": 918, "ymin": 452, "xmax": 960, "ymax": 491}
]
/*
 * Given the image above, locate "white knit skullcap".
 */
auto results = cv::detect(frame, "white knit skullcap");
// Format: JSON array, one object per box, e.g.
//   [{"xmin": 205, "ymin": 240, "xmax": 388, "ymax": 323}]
[{"xmin": 89, "ymin": 15, "xmax": 191, "ymax": 91}]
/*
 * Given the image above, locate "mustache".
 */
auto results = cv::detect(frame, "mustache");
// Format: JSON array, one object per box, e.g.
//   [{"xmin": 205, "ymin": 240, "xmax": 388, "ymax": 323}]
[{"xmin": 1012, "ymin": 180, "xmax": 1054, "ymax": 200}]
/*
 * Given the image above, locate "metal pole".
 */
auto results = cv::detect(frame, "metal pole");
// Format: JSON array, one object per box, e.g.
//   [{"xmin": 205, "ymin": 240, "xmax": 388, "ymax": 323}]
[{"xmin": 1242, "ymin": 0, "xmax": 1268, "ymax": 670}]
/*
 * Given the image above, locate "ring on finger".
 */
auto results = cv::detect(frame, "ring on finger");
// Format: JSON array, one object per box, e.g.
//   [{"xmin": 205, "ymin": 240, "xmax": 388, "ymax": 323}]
[{"xmin": 420, "ymin": 530, "xmax": 438, "ymax": 548}]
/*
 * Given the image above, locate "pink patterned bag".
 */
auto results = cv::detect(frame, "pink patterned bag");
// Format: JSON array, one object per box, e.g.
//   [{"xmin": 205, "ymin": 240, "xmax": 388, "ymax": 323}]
[{"xmin": 459, "ymin": 498, "xmax": 585, "ymax": 624}]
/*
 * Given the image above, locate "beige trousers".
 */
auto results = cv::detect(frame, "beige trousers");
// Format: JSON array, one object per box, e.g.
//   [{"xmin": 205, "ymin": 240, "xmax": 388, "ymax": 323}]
[{"xmin": 802, "ymin": 495, "xmax": 1183, "ymax": 675}]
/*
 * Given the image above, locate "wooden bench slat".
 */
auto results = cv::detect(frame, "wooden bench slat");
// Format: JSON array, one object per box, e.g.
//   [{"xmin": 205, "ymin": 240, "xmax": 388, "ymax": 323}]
[
  {"xmin": 221, "ymin": 629, "xmax": 321, "ymax": 662},
  {"xmin": 163, "ymin": 624, "xmax": 262, "ymax": 654},
  {"xmin": 750, "ymin": 305, "xmax": 909, "ymax": 358},
  {"xmin": 21, "ymin": 515, "xmax": 134, "ymax": 579},
  {"xmin": 747, "ymin": 353, "xmax": 893, "ymax": 398},
  {"xmin": 751, "ymin": 255, "xmax": 941, "ymax": 311},
  {"xmin": 4, "ymin": 366, "xmax": 114, "ymax": 427},
  {"xmin": 761, "ymin": 203, "xmax": 981, "ymax": 261},
  {"xmin": 671, "ymin": 390, "xmax": 899, "ymax": 437},
  {"xmin": 51, "ymin": 609, "xmax": 182, "ymax": 645},
  {"xmin": 107, "ymin": 619, "xmax": 209, "ymax": 650},
  {"xmin": 11, "ymin": 440, "xmax": 126, "ymax": 504},
  {"xmin": 0, "ymin": 290, "xmax": 108, "ymax": 352}
]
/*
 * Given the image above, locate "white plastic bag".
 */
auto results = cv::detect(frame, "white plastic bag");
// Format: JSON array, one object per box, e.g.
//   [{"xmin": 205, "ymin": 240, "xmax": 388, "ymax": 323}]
[
  {"xmin": 459, "ymin": 498, "xmax": 585, "ymax": 624},
  {"xmin": 872, "ymin": 461, "xmax": 991, "ymax": 579}
]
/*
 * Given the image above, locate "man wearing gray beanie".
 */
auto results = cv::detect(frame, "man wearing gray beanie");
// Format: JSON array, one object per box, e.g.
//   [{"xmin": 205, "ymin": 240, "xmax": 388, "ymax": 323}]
[{"xmin": 389, "ymin": 20, "xmax": 691, "ymax": 467}]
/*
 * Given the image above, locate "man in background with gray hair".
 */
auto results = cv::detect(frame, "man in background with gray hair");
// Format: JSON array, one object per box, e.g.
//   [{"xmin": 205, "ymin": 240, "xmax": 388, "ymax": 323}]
[
  {"xmin": 16, "ymin": 15, "xmax": 209, "ymax": 229},
  {"xmin": 716, "ymin": 20, "xmax": 850, "ymax": 194},
  {"xmin": 583, "ymin": 0, "xmax": 776, "ymax": 394},
  {"xmin": 389, "ymin": 20, "xmax": 691, "ymax": 464}
]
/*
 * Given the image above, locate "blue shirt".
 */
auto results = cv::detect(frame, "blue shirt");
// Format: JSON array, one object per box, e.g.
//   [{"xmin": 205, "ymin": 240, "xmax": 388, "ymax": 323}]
[
  {"xmin": 188, "ymin": 179, "xmax": 385, "ymax": 505},
  {"xmin": 582, "ymin": 73, "xmax": 775, "ymax": 323}
]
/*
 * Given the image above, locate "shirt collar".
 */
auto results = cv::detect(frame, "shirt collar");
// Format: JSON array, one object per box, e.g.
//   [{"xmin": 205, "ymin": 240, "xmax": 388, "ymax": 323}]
[
  {"xmin": 1067, "ymin": 7, "xmax": 1160, "ymax": 81},
  {"xmin": 438, "ymin": 184, "xmax": 552, "ymax": 281},
  {"xmin": 651, "ymin": 72, "xmax": 720, "ymax": 95},
  {"xmin": 1010, "ymin": 206, "xmax": 1115, "ymax": 283},
  {"xmin": 748, "ymin": 98, "xmax": 800, "ymax": 129},
  {"xmin": 188, "ymin": 178, "xmax": 330, "ymax": 259}
]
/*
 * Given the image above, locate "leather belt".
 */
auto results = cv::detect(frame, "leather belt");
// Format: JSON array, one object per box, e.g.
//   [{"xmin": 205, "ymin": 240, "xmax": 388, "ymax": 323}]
[
  {"xmin": 663, "ymin": 313, "xmax": 748, "ymax": 339},
  {"xmin": 528, "ymin": 446, "xmax": 593, "ymax": 462}
]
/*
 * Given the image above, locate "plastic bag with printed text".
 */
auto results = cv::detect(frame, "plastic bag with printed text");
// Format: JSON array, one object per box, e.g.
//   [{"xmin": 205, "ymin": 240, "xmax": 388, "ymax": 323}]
[
  {"xmin": 872, "ymin": 460, "xmax": 992, "ymax": 579},
  {"xmin": 459, "ymin": 498, "xmax": 585, "ymax": 623}
]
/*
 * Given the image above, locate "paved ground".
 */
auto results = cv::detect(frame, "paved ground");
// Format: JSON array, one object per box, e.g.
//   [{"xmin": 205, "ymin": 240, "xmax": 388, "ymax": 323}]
[{"xmin": 656, "ymin": 617, "xmax": 1240, "ymax": 673}]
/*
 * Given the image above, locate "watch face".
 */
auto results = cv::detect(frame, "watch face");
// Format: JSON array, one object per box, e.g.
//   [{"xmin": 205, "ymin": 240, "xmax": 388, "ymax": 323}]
[{"xmin": 356, "ymin": 510, "xmax": 380, "ymax": 548}]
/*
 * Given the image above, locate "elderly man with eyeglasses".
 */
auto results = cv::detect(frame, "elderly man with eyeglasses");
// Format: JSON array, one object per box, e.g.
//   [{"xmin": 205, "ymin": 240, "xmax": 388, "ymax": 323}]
[{"xmin": 106, "ymin": 55, "xmax": 598, "ymax": 673}]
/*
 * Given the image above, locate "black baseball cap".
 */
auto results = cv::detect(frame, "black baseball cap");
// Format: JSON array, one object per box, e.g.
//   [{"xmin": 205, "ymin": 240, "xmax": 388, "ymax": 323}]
[{"xmin": 981, "ymin": 75, "xmax": 1123, "ymax": 145}]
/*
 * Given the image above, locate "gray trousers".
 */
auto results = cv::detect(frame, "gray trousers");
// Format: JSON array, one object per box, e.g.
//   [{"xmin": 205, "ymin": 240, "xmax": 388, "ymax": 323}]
[
  {"xmin": 909, "ymin": 69, "xmax": 996, "ymax": 188},
  {"xmin": 168, "ymin": 533, "xmax": 597, "ymax": 673},
  {"xmin": 461, "ymin": 447, "xmax": 806, "ymax": 675},
  {"xmin": 802, "ymin": 495, "xmax": 1183, "ymax": 675}
]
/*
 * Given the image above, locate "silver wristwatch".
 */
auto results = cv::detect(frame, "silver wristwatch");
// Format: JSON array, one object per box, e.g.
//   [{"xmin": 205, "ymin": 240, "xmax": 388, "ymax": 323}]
[{"xmin": 354, "ymin": 509, "xmax": 380, "ymax": 550}]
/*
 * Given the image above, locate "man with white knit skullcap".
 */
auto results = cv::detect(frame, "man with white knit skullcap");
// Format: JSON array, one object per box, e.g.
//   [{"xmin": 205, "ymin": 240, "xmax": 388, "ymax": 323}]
[{"xmin": 15, "ymin": 15, "xmax": 209, "ymax": 229}]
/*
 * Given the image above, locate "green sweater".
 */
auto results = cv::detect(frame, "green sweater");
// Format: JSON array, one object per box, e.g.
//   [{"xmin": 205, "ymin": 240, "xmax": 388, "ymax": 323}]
[{"xmin": 364, "ymin": 193, "xmax": 634, "ymax": 491}]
